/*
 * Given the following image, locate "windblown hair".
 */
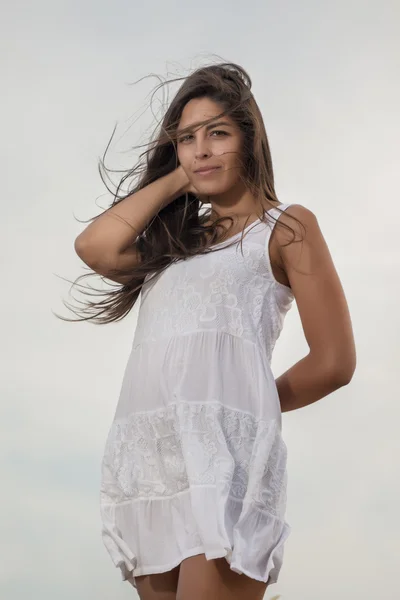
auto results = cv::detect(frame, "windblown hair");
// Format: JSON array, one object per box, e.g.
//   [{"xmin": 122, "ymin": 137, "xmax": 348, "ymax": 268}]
[{"xmin": 55, "ymin": 61, "xmax": 304, "ymax": 324}]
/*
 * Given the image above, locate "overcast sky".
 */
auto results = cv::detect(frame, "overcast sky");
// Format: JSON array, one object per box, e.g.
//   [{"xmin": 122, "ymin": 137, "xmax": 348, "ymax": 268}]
[{"xmin": 1, "ymin": 1, "xmax": 399, "ymax": 599}]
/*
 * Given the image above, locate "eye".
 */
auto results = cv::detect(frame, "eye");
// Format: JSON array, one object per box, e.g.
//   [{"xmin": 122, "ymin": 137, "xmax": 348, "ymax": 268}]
[
  {"xmin": 178, "ymin": 134, "xmax": 193, "ymax": 143},
  {"xmin": 178, "ymin": 129, "xmax": 228, "ymax": 144}
]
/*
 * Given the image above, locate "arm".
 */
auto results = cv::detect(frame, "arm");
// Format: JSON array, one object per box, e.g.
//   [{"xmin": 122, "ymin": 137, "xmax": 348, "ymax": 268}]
[
  {"xmin": 74, "ymin": 166, "xmax": 190, "ymax": 283},
  {"xmin": 274, "ymin": 205, "xmax": 356, "ymax": 413}
]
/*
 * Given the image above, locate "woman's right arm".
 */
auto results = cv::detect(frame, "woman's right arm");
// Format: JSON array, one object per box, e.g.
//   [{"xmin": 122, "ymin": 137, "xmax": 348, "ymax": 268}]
[{"xmin": 74, "ymin": 167, "xmax": 189, "ymax": 283}]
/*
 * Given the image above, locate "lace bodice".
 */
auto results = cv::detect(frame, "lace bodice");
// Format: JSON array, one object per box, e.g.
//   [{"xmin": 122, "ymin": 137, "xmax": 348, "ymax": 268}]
[{"xmin": 134, "ymin": 206, "xmax": 294, "ymax": 363}]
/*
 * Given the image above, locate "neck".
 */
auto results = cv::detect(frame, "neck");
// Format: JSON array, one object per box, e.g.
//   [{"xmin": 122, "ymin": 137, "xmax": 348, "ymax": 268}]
[{"xmin": 206, "ymin": 180, "xmax": 266, "ymax": 221}]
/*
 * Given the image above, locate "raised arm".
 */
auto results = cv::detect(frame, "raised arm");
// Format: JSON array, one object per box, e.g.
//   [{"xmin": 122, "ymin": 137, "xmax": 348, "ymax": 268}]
[{"xmin": 74, "ymin": 166, "xmax": 190, "ymax": 284}]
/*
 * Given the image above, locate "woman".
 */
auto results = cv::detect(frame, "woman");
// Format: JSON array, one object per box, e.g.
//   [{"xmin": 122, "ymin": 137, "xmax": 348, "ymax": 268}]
[{"xmin": 72, "ymin": 62, "xmax": 356, "ymax": 600}]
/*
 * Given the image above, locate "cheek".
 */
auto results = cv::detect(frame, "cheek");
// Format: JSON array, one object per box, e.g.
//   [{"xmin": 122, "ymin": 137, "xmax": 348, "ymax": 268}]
[
  {"xmin": 219, "ymin": 143, "xmax": 244, "ymax": 175},
  {"xmin": 216, "ymin": 139, "xmax": 242, "ymax": 161}
]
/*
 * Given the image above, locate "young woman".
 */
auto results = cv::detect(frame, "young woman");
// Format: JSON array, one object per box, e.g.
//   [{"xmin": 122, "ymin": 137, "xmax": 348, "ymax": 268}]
[{"xmin": 73, "ymin": 62, "xmax": 356, "ymax": 600}]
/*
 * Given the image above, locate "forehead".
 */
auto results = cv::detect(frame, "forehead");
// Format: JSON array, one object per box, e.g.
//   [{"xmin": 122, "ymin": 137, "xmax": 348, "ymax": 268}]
[{"xmin": 178, "ymin": 97, "xmax": 232, "ymax": 128}]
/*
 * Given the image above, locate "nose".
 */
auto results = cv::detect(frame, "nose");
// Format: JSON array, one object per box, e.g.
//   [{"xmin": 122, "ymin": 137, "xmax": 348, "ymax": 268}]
[{"xmin": 194, "ymin": 136, "xmax": 212, "ymax": 159}]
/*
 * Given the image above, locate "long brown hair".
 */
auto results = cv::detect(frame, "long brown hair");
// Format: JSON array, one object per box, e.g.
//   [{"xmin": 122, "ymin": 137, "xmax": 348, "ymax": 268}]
[{"xmin": 55, "ymin": 62, "xmax": 304, "ymax": 324}]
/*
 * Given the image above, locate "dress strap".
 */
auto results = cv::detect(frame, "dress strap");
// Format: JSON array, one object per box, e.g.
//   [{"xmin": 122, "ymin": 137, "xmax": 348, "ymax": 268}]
[{"xmin": 265, "ymin": 203, "xmax": 291, "ymax": 224}]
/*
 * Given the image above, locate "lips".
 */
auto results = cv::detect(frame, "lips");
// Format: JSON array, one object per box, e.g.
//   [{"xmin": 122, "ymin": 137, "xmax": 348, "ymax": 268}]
[{"xmin": 194, "ymin": 167, "xmax": 221, "ymax": 174}]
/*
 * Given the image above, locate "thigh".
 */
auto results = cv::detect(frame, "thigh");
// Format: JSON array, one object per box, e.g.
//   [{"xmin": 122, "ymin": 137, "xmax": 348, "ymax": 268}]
[
  {"xmin": 176, "ymin": 554, "xmax": 269, "ymax": 600},
  {"xmin": 135, "ymin": 564, "xmax": 181, "ymax": 600}
]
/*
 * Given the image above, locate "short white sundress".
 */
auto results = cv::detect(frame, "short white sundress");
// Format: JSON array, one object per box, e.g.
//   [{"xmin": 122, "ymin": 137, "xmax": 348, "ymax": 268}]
[{"xmin": 100, "ymin": 203, "xmax": 295, "ymax": 589}]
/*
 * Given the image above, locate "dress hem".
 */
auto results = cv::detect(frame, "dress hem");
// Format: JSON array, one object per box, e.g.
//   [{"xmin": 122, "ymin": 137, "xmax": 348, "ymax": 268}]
[{"xmin": 120, "ymin": 545, "xmax": 281, "ymax": 589}]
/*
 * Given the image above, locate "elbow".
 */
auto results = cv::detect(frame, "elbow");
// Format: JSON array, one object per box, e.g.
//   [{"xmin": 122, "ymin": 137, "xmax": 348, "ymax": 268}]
[
  {"xmin": 311, "ymin": 350, "xmax": 357, "ymax": 388},
  {"xmin": 74, "ymin": 235, "xmax": 98, "ymax": 267},
  {"xmin": 327, "ymin": 357, "xmax": 357, "ymax": 387},
  {"xmin": 334, "ymin": 367, "xmax": 356, "ymax": 387},
  {"xmin": 74, "ymin": 234, "xmax": 87, "ymax": 258}
]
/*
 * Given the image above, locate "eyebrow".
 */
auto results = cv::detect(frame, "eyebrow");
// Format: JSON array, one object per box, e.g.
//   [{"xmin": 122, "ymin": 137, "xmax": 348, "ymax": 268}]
[{"xmin": 177, "ymin": 120, "xmax": 233, "ymax": 135}]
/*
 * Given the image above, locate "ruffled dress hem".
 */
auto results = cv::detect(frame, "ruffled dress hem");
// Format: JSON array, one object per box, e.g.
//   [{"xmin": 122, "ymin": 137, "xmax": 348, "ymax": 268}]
[{"xmin": 101, "ymin": 492, "xmax": 291, "ymax": 590}]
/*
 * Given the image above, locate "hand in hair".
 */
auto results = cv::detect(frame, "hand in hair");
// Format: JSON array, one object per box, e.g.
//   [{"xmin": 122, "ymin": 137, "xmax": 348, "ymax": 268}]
[{"xmin": 175, "ymin": 165, "xmax": 208, "ymax": 204}]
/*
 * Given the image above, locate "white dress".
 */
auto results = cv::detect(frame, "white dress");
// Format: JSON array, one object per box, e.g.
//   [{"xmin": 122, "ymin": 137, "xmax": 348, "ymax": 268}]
[{"xmin": 100, "ymin": 203, "xmax": 295, "ymax": 589}]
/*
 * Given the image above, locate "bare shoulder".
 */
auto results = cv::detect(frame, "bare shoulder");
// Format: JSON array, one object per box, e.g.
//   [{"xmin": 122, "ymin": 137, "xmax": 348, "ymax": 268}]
[
  {"xmin": 272, "ymin": 203, "xmax": 318, "ymax": 267},
  {"xmin": 276, "ymin": 203, "xmax": 316, "ymax": 241}
]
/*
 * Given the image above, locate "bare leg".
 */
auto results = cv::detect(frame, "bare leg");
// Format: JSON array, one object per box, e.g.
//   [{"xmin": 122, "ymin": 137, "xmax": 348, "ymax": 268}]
[
  {"xmin": 135, "ymin": 564, "xmax": 181, "ymax": 600},
  {"xmin": 176, "ymin": 554, "xmax": 269, "ymax": 600}
]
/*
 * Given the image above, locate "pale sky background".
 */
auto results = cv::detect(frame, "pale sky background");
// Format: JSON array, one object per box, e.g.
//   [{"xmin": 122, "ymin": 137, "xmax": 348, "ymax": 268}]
[{"xmin": 1, "ymin": 1, "xmax": 399, "ymax": 599}]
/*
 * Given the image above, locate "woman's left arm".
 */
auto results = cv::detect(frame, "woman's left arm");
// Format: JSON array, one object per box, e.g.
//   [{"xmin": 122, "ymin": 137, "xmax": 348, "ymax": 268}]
[{"xmin": 274, "ymin": 204, "xmax": 357, "ymax": 413}]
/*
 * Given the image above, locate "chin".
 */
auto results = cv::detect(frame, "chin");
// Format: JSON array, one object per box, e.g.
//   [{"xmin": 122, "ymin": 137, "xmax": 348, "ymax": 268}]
[{"xmin": 196, "ymin": 184, "xmax": 231, "ymax": 196}]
